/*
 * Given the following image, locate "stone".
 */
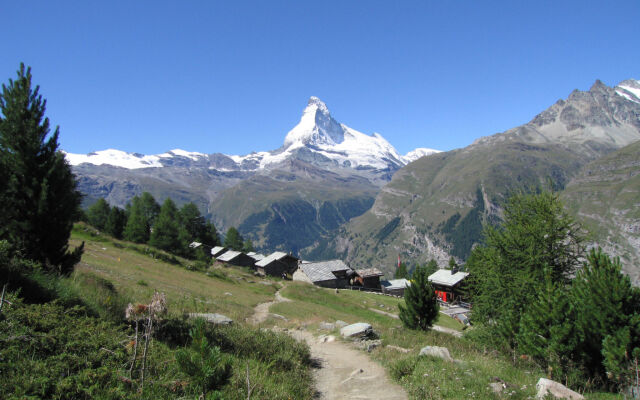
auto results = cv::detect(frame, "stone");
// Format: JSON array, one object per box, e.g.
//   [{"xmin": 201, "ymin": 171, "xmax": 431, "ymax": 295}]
[
  {"xmin": 270, "ymin": 313, "xmax": 288, "ymax": 321},
  {"xmin": 386, "ymin": 345, "xmax": 411, "ymax": 353},
  {"xmin": 319, "ymin": 321, "xmax": 336, "ymax": 330},
  {"xmin": 188, "ymin": 313, "xmax": 233, "ymax": 325},
  {"xmin": 318, "ymin": 334, "xmax": 336, "ymax": 343},
  {"xmin": 358, "ymin": 339, "xmax": 382, "ymax": 352},
  {"xmin": 335, "ymin": 320, "xmax": 348, "ymax": 328},
  {"xmin": 536, "ymin": 378, "xmax": 585, "ymax": 400},
  {"xmin": 224, "ymin": 292, "xmax": 232, "ymax": 296},
  {"xmin": 419, "ymin": 346, "xmax": 453, "ymax": 362},
  {"xmin": 340, "ymin": 322, "xmax": 373, "ymax": 338},
  {"xmin": 489, "ymin": 382, "xmax": 504, "ymax": 394}
]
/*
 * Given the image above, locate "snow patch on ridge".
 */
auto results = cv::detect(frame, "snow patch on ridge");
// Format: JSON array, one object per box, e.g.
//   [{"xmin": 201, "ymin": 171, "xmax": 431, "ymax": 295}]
[
  {"xmin": 616, "ymin": 79, "xmax": 640, "ymax": 104},
  {"xmin": 402, "ymin": 148, "xmax": 441, "ymax": 164},
  {"xmin": 64, "ymin": 149, "xmax": 164, "ymax": 169}
]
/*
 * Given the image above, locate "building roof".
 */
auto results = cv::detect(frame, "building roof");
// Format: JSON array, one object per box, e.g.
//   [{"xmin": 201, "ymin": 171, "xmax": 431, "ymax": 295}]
[
  {"xmin": 211, "ymin": 246, "xmax": 227, "ymax": 256},
  {"xmin": 355, "ymin": 268, "xmax": 384, "ymax": 278},
  {"xmin": 189, "ymin": 241, "xmax": 202, "ymax": 249},
  {"xmin": 299, "ymin": 260, "xmax": 351, "ymax": 283},
  {"xmin": 217, "ymin": 250, "xmax": 243, "ymax": 262},
  {"xmin": 428, "ymin": 269, "xmax": 469, "ymax": 287},
  {"xmin": 246, "ymin": 252, "xmax": 265, "ymax": 261},
  {"xmin": 381, "ymin": 278, "xmax": 411, "ymax": 290},
  {"xmin": 255, "ymin": 251, "xmax": 299, "ymax": 268}
]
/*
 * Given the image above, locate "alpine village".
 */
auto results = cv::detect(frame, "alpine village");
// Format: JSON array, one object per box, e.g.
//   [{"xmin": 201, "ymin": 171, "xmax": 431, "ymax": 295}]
[{"xmin": 2, "ymin": 4, "xmax": 640, "ymax": 400}]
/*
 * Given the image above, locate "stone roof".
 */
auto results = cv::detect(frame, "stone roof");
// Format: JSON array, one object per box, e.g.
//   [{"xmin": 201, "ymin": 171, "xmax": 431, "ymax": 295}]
[
  {"xmin": 211, "ymin": 246, "xmax": 227, "ymax": 256},
  {"xmin": 255, "ymin": 251, "xmax": 298, "ymax": 268},
  {"xmin": 428, "ymin": 269, "xmax": 469, "ymax": 287},
  {"xmin": 299, "ymin": 260, "xmax": 351, "ymax": 283},
  {"xmin": 355, "ymin": 268, "xmax": 384, "ymax": 278},
  {"xmin": 217, "ymin": 250, "xmax": 242, "ymax": 262},
  {"xmin": 381, "ymin": 278, "xmax": 411, "ymax": 290},
  {"xmin": 246, "ymin": 252, "xmax": 265, "ymax": 261}
]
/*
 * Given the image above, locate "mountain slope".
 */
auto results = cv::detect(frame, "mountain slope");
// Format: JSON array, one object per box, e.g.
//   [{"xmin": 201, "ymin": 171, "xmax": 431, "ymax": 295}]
[
  {"xmin": 562, "ymin": 140, "xmax": 640, "ymax": 285},
  {"xmin": 66, "ymin": 97, "xmax": 439, "ymax": 254},
  {"xmin": 329, "ymin": 79, "xmax": 640, "ymax": 276}
]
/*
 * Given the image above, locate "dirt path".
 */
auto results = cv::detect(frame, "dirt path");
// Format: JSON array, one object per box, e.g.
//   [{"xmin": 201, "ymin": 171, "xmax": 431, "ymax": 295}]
[{"xmin": 249, "ymin": 286, "xmax": 408, "ymax": 400}]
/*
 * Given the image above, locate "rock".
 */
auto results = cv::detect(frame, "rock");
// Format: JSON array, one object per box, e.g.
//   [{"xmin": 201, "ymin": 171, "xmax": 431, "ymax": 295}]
[
  {"xmin": 335, "ymin": 320, "xmax": 348, "ymax": 328},
  {"xmin": 224, "ymin": 292, "xmax": 232, "ymax": 296},
  {"xmin": 340, "ymin": 322, "xmax": 373, "ymax": 338},
  {"xmin": 419, "ymin": 346, "xmax": 453, "ymax": 362},
  {"xmin": 318, "ymin": 335, "xmax": 336, "ymax": 343},
  {"xmin": 188, "ymin": 313, "xmax": 233, "ymax": 325},
  {"xmin": 386, "ymin": 345, "xmax": 411, "ymax": 353},
  {"xmin": 536, "ymin": 378, "xmax": 584, "ymax": 399},
  {"xmin": 319, "ymin": 321, "xmax": 336, "ymax": 330},
  {"xmin": 270, "ymin": 313, "xmax": 288, "ymax": 321},
  {"xmin": 489, "ymin": 382, "xmax": 504, "ymax": 394},
  {"xmin": 358, "ymin": 339, "xmax": 382, "ymax": 352}
]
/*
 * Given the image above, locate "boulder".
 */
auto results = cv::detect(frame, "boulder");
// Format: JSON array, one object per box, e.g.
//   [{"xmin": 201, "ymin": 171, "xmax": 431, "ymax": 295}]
[
  {"xmin": 536, "ymin": 378, "xmax": 584, "ymax": 400},
  {"xmin": 489, "ymin": 382, "xmax": 504, "ymax": 394},
  {"xmin": 419, "ymin": 346, "xmax": 453, "ymax": 362},
  {"xmin": 188, "ymin": 313, "xmax": 233, "ymax": 325},
  {"xmin": 319, "ymin": 321, "xmax": 336, "ymax": 330},
  {"xmin": 340, "ymin": 322, "xmax": 373, "ymax": 338}
]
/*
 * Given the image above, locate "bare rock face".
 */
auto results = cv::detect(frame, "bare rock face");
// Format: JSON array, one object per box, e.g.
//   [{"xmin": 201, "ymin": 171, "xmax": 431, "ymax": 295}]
[
  {"xmin": 418, "ymin": 346, "xmax": 453, "ymax": 362},
  {"xmin": 535, "ymin": 378, "xmax": 584, "ymax": 400}
]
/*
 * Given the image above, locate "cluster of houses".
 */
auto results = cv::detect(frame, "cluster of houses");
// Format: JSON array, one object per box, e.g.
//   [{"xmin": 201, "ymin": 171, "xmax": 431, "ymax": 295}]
[{"xmin": 208, "ymin": 244, "xmax": 469, "ymax": 303}]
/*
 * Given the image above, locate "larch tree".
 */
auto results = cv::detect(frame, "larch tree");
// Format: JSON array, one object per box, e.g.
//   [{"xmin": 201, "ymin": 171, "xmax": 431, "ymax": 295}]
[
  {"xmin": 398, "ymin": 264, "xmax": 439, "ymax": 331},
  {"xmin": 149, "ymin": 198, "xmax": 181, "ymax": 253},
  {"xmin": 0, "ymin": 63, "xmax": 82, "ymax": 274},
  {"xmin": 87, "ymin": 198, "xmax": 111, "ymax": 231}
]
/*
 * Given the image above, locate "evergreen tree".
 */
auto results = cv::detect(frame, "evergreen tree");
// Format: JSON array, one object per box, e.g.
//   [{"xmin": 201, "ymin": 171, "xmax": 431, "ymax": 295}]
[
  {"xmin": 87, "ymin": 198, "xmax": 110, "ymax": 231},
  {"xmin": 242, "ymin": 239, "xmax": 254, "ymax": 253},
  {"xmin": 149, "ymin": 198, "xmax": 181, "ymax": 252},
  {"xmin": 223, "ymin": 227, "xmax": 243, "ymax": 251},
  {"xmin": 466, "ymin": 190, "xmax": 584, "ymax": 346},
  {"xmin": 448, "ymin": 256, "xmax": 457, "ymax": 270},
  {"xmin": 570, "ymin": 248, "xmax": 640, "ymax": 385},
  {"xmin": 425, "ymin": 259, "xmax": 439, "ymax": 276},
  {"xmin": 398, "ymin": 264, "xmax": 439, "ymax": 330},
  {"xmin": 395, "ymin": 262, "xmax": 408, "ymax": 279},
  {"xmin": 179, "ymin": 203, "xmax": 207, "ymax": 242},
  {"xmin": 139, "ymin": 192, "xmax": 160, "ymax": 228},
  {"xmin": 0, "ymin": 63, "xmax": 82, "ymax": 273},
  {"xmin": 105, "ymin": 206, "xmax": 127, "ymax": 239},
  {"xmin": 204, "ymin": 221, "xmax": 220, "ymax": 247},
  {"xmin": 123, "ymin": 196, "xmax": 150, "ymax": 243}
]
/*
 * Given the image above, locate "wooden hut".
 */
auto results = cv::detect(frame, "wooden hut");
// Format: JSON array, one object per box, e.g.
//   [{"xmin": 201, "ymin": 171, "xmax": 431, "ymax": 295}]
[
  {"xmin": 427, "ymin": 268, "xmax": 468, "ymax": 303},
  {"xmin": 216, "ymin": 250, "xmax": 256, "ymax": 268},
  {"xmin": 293, "ymin": 260, "xmax": 353, "ymax": 288},
  {"xmin": 255, "ymin": 252, "xmax": 300, "ymax": 277},
  {"xmin": 381, "ymin": 278, "xmax": 411, "ymax": 296},
  {"xmin": 353, "ymin": 268, "xmax": 384, "ymax": 289}
]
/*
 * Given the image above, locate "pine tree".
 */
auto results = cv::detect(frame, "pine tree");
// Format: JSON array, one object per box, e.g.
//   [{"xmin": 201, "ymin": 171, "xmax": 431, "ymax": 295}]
[
  {"xmin": 424, "ymin": 259, "xmax": 438, "ymax": 276},
  {"xmin": 139, "ymin": 192, "xmax": 160, "ymax": 228},
  {"xmin": 395, "ymin": 262, "xmax": 408, "ymax": 279},
  {"xmin": 205, "ymin": 222, "xmax": 220, "ymax": 247},
  {"xmin": 123, "ymin": 196, "xmax": 150, "ymax": 243},
  {"xmin": 570, "ymin": 248, "xmax": 640, "ymax": 385},
  {"xmin": 0, "ymin": 63, "xmax": 82, "ymax": 273},
  {"xmin": 87, "ymin": 198, "xmax": 111, "ymax": 230},
  {"xmin": 223, "ymin": 227, "xmax": 243, "ymax": 251},
  {"xmin": 105, "ymin": 206, "xmax": 127, "ymax": 239},
  {"xmin": 398, "ymin": 264, "xmax": 439, "ymax": 330},
  {"xmin": 448, "ymin": 256, "xmax": 457, "ymax": 270},
  {"xmin": 149, "ymin": 198, "xmax": 181, "ymax": 252},
  {"xmin": 242, "ymin": 239, "xmax": 254, "ymax": 253}
]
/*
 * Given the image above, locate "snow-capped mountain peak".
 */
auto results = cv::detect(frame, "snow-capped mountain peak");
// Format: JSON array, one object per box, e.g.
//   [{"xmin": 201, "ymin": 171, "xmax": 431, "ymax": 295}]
[
  {"xmin": 283, "ymin": 96, "xmax": 344, "ymax": 149},
  {"xmin": 616, "ymin": 79, "xmax": 640, "ymax": 104},
  {"xmin": 402, "ymin": 148, "xmax": 442, "ymax": 164}
]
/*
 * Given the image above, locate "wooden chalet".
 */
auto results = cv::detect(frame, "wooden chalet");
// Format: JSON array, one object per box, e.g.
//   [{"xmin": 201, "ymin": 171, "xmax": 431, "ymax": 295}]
[
  {"xmin": 293, "ymin": 260, "xmax": 354, "ymax": 288},
  {"xmin": 427, "ymin": 268, "xmax": 469, "ymax": 303},
  {"xmin": 255, "ymin": 251, "xmax": 300, "ymax": 277},
  {"xmin": 353, "ymin": 268, "xmax": 384, "ymax": 289},
  {"xmin": 211, "ymin": 246, "xmax": 228, "ymax": 258},
  {"xmin": 381, "ymin": 278, "xmax": 411, "ymax": 296},
  {"xmin": 216, "ymin": 250, "xmax": 256, "ymax": 268}
]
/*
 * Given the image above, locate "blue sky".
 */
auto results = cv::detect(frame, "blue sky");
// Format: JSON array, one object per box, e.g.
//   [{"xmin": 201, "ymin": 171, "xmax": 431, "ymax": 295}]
[{"xmin": 1, "ymin": 1, "xmax": 638, "ymax": 155}]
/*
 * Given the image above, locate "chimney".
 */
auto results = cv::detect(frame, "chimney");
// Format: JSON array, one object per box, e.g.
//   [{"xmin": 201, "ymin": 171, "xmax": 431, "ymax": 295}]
[{"xmin": 451, "ymin": 266, "xmax": 458, "ymax": 275}]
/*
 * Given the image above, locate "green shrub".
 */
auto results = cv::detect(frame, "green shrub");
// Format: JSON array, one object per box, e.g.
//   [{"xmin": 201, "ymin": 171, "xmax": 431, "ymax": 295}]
[{"xmin": 390, "ymin": 356, "xmax": 419, "ymax": 381}]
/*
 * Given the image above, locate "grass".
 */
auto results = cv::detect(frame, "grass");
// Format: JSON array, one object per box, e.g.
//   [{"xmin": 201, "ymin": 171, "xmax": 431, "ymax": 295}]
[
  {"xmin": 69, "ymin": 223, "xmax": 278, "ymax": 322},
  {"xmin": 269, "ymin": 282, "xmax": 619, "ymax": 400}
]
